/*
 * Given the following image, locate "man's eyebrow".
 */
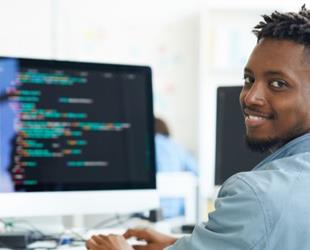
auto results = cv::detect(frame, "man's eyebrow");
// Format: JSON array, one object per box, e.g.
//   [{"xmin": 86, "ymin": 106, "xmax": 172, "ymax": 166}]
[
  {"xmin": 243, "ymin": 68, "xmax": 253, "ymax": 74},
  {"xmin": 244, "ymin": 68, "xmax": 289, "ymax": 76},
  {"xmin": 264, "ymin": 70, "xmax": 286, "ymax": 76},
  {"xmin": 263, "ymin": 70, "xmax": 297, "ymax": 80}
]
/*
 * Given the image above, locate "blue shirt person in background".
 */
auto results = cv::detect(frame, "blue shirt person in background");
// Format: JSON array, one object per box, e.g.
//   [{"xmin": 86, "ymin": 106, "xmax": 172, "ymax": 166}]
[
  {"xmin": 86, "ymin": 5, "xmax": 310, "ymax": 250},
  {"xmin": 154, "ymin": 117, "xmax": 197, "ymax": 175},
  {"xmin": 154, "ymin": 117, "xmax": 197, "ymax": 219}
]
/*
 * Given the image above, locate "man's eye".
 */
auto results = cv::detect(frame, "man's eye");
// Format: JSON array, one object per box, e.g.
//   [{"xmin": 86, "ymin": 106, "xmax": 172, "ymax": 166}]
[
  {"xmin": 243, "ymin": 75, "xmax": 253, "ymax": 86},
  {"xmin": 269, "ymin": 80, "xmax": 286, "ymax": 89}
]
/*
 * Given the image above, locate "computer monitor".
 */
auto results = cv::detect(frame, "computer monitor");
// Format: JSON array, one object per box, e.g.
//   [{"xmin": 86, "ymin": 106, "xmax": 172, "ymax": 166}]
[
  {"xmin": 0, "ymin": 57, "xmax": 158, "ymax": 217},
  {"xmin": 215, "ymin": 86, "xmax": 269, "ymax": 185}
]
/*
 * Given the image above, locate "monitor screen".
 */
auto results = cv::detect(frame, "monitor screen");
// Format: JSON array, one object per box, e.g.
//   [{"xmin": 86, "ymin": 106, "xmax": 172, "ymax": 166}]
[
  {"xmin": 215, "ymin": 86, "xmax": 269, "ymax": 185},
  {"xmin": 0, "ymin": 57, "xmax": 158, "ymax": 216}
]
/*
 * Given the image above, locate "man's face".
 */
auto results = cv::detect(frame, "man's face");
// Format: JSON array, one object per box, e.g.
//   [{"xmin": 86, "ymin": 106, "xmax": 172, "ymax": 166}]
[{"xmin": 240, "ymin": 38, "xmax": 310, "ymax": 152}]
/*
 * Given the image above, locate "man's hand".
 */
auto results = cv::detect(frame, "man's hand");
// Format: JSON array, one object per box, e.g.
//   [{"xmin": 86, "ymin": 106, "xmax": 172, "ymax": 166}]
[
  {"xmin": 123, "ymin": 228, "xmax": 177, "ymax": 250},
  {"xmin": 86, "ymin": 234, "xmax": 134, "ymax": 250}
]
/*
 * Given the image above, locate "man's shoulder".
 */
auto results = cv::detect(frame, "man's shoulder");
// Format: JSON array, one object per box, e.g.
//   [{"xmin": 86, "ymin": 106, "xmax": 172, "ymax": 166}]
[
  {"xmin": 222, "ymin": 152, "xmax": 310, "ymax": 210},
  {"xmin": 237, "ymin": 152, "xmax": 310, "ymax": 187}
]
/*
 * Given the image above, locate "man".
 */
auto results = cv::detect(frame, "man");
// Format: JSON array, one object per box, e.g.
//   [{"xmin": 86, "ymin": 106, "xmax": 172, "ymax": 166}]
[{"xmin": 86, "ymin": 5, "xmax": 310, "ymax": 250}]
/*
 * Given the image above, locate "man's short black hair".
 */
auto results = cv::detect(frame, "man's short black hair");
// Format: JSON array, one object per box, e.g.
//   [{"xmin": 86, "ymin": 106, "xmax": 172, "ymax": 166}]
[{"xmin": 253, "ymin": 5, "xmax": 310, "ymax": 47}]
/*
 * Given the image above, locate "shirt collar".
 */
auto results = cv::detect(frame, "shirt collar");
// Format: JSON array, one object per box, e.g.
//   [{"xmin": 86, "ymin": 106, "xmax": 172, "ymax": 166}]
[{"xmin": 253, "ymin": 133, "xmax": 310, "ymax": 170}]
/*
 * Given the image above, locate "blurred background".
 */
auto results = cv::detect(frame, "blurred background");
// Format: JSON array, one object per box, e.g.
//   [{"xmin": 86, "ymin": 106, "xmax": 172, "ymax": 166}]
[{"xmin": 0, "ymin": 0, "xmax": 306, "ymax": 223}]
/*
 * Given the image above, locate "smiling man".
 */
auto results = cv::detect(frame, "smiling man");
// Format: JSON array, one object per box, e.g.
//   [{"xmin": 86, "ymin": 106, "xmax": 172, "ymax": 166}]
[
  {"xmin": 241, "ymin": 38, "xmax": 310, "ymax": 153},
  {"xmin": 86, "ymin": 6, "xmax": 310, "ymax": 250}
]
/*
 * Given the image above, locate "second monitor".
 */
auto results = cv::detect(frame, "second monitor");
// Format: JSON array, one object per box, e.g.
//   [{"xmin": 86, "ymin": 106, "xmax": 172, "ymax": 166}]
[{"xmin": 215, "ymin": 86, "xmax": 269, "ymax": 185}]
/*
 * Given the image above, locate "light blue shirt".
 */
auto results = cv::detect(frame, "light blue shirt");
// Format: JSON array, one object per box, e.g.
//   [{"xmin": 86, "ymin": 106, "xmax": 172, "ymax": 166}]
[
  {"xmin": 155, "ymin": 134, "xmax": 197, "ymax": 175},
  {"xmin": 168, "ymin": 133, "xmax": 310, "ymax": 250}
]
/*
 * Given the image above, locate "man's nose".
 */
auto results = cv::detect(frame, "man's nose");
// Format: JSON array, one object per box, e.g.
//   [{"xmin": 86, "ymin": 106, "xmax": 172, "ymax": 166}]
[{"xmin": 243, "ymin": 82, "xmax": 265, "ymax": 107}]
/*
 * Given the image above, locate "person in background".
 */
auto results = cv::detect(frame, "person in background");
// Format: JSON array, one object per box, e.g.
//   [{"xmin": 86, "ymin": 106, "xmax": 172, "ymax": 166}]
[
  {"xmin": 86, "ymin": 5, "xmax": 310, "ymax": 250},
  {"xmin": 154, "ymin": 117, "xmax": 197, "ymax": 175},
  {"xmin": 154, "ymin": 117, "xmax": 198, "ymax": 220}
]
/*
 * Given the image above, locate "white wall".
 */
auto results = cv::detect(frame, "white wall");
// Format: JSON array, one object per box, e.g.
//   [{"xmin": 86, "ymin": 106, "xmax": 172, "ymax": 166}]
[
  {"xmin": 55, "ymin": 0, "xmax": 200, "ymax": 154},
  {"xmin": 0, "ymin": 0, "xmax": 53, "ymax": 58}
]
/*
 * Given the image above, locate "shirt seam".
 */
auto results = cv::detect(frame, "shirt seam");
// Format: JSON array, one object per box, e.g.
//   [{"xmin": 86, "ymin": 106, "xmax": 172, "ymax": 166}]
[
  {"xmin": 236, "ymin": 175, "xmax": 269, "ymax": 250},
  {"xmin": 264, "ymin": 161, "xmax": 303, "ymax": 244}
]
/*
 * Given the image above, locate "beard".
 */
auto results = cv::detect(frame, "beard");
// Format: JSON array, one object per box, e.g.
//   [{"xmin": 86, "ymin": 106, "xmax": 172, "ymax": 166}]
[
  {"xmin": 245, "ymin": 136, "xmax": 283, "ymax": 153},
  {"xmin": 245, "ymin": 127, "xmax": 308, "ymax": 153}
]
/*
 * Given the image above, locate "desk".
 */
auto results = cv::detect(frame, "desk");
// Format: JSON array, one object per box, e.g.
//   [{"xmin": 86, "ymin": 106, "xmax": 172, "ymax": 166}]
[{"xmin": 1, "ymin": 219, "xmax": 186, "ymax": 250}]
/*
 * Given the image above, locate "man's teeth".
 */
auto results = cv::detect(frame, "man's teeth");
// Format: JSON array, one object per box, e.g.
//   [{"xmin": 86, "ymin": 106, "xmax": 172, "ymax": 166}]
[{"xmin": 246, "ymin": 115, "xmax": 267, "ymax": 120}]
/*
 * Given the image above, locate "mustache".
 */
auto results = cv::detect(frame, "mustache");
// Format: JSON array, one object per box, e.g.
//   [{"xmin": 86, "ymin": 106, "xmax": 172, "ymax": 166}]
[{"xmin": 241, "ymin": 103, "xmax": 276, "ymax": 119}]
